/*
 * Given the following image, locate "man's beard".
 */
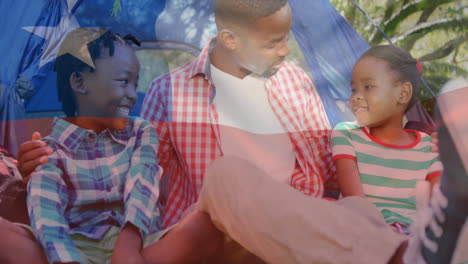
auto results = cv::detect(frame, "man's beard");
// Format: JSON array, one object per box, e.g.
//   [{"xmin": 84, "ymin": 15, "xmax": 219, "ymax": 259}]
[
  {"xmin": 263, "ymin": 60, "xmax": 284, "ymax": 78},
  {"xmin": 263, "ymin": 65, "xmax": 281, "ymax": 78}
]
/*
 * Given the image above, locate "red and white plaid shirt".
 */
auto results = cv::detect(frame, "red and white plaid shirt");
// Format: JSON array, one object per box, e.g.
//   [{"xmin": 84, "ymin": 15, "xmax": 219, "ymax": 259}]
[{"xmin": 141, "ymin": 38, "xmax": 336, "ymax": 227}]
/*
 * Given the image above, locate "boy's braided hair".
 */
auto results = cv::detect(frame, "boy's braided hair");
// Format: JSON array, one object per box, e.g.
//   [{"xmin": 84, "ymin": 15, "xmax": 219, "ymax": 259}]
[{"xmin": 54, "ymin": 28, "xmax": 139, "ymax": 117}]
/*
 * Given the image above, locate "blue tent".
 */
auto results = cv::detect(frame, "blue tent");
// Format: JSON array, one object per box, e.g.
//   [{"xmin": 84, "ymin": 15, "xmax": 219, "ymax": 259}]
[{"xmin": 0, "ymin": 0, "xmax": 378, "ymax": 154}]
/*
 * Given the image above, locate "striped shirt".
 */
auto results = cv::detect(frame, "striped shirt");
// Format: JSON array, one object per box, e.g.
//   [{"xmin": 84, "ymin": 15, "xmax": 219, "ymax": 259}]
[
  {"xmin": 27, "ymin": 118, "xmax": 162, "ymax": 264},
  {"xmin": 141, "ymin": 37, "xmax": 335, "ymax": 227},
  {"xmin": 331, "ymin": 121, "xmax": 442, "ymax": 225}
]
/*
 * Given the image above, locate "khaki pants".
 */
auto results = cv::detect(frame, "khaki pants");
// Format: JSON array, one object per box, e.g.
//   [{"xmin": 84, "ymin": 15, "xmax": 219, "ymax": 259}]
[
  {"xmin": 17, "ymin": 224, "xmax": 172, "ymax": 264},
  {"xmin": 198, "ymin": 156, "xmax": 406, "ymax": 264}
]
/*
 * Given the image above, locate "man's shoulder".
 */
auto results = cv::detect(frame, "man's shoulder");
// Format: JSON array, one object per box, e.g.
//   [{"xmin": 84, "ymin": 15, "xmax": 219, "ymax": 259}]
[
  {"xmin": 276, "ymin": 62, "xmax": 308, "ymax": 77},
  {"xmin": 272, "ymin": 62, "xmax": 313, "ymax": 88},
  {"xmin": 281, "ymin": 62, "xmax": 306, "ymax": 71}
]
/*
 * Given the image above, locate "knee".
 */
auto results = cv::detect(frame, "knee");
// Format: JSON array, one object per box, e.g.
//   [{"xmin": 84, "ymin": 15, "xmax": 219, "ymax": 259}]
[
  {"xmin": 185, "ymin": 211, "xmax": 224, "ymax": 254},
  {"xmin": 339, "ymin": 196, "xmax": 387, "ymax": 227},
  {"xmin": 0, "ymin": 217, "xmax": 30, "ymax": 238},
  {"xmin": 0, "ymin": 218, "xmax": 16, "ymax": 239},
  {"xmin": 0, "ymin": 219, "xmax": 21, "ymax": 263}
]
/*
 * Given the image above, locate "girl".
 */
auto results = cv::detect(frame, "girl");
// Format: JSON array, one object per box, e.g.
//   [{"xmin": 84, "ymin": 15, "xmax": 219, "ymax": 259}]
[{"xmin": 332, "ymin": 45, "xmax": 442, "ymax": 235}]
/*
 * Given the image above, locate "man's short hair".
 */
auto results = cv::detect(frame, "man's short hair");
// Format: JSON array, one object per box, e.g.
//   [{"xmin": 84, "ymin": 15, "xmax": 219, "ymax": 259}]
[{"xmin": 215, "ymin": 0, "xmax": 288, "ymax": 27}]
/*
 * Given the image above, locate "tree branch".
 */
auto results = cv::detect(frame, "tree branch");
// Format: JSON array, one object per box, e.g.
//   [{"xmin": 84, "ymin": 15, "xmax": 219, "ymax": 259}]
[
  {"xmin": 419, "ymin": 35, "xmax": 468, "ymax": 61},
  {"xmin": 399, "ymin": 6, "xmax": 436, "ymax": 50},
  {"xmin": 452, "ymin": 47, "xmax": 459, "ymax": 64},
  {"xmin": 393, "ymin": 17, "xmax": 468, "ymax": 45},
  {"xmin": 368, "ymin": 0, "xmax": 397, "ymax": 45},
  {"xmin": 370, "ymin": 0, "xmax": 452, "ymax": 45}
]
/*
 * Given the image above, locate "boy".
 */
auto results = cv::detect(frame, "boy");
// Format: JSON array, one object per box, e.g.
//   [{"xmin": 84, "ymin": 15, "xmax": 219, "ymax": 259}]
[
  {"xmin": 4, "ymin": 27, "xmax": 222, "ymax": 264},
  {"xmin": 26, "ymin": 28, "xmax": 162, "ymax": 263},
  {"xmin": 0, "ymin": 26, "xmax": 223, "ymax": 264}
]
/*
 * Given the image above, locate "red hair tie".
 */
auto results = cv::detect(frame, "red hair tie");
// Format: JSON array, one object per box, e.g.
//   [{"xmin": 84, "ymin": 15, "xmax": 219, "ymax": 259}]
[{"xmin": 416, "ymin": 60, "xmax": 423, "ymax": 74}]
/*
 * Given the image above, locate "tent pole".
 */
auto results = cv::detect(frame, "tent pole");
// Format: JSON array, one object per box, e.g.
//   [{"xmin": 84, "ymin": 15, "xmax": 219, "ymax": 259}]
[{"xmin": 70, "ymin": 0, "xmax": 84, "ymax": 15}]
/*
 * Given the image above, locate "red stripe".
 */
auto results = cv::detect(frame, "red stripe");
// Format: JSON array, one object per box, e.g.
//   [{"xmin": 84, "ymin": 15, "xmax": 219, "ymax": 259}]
[
  {"xmin": 361, "ymin": 127, "xmax": 421, "ymax": 149},
  {"xmin": 426, "ymin": 171, "xmax": 442, "ymax": 180},
  {"xmin": 332, "ymin": 154, "xmax": 356, "ymax": 161}
]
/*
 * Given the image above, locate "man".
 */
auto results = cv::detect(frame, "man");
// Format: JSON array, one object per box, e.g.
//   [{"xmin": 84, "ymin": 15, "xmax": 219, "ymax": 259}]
[
  {"xmin": 17, "ymin": 1, "xmax": 467, "ymax": 263},
  {"xmin": 140, "ymin": 0, "xmax": 334, "ymax": 228}
]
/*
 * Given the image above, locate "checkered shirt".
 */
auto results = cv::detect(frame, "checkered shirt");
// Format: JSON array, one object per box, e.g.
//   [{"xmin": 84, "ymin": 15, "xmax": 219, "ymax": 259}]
[
  {"xmin": 27, "ymin": 118, "xmax": 161, "ymax": 263},
  {"xmin": 141, "ymin": 38, "xmax": 335, "ymax": 228}
]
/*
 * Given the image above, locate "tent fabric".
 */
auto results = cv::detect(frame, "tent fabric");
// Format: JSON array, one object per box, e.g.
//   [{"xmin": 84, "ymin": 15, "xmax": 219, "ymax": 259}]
[
  {"xmin": 405, "ymin": 102, "xmax": 436, "ymax": 134},
  {"xmin": 0, "ymin": 1, "xmax": 64, "ymax": 121},
  {"xmin": 289, "ymin": 0, "xmax": 370, "ymax": 126},
  {"xmin": 0, "ymin": 0, "xmax": 67, "ymax": 152},
  {"xmin": 155, "ymin": 0, "xmax": 216, "ymax": 48}
]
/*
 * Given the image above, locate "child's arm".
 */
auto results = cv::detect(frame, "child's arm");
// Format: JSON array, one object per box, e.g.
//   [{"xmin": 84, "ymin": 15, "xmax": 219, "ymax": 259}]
[
  {"xmin": 27, "ymin": 155, "xmax": 83, "ymax": 264},
  {"xmin": 111, "ymin": 120, "xmax": 161, "ymax": 263},
  {"xmin": 428, "ymin": 175, "xmax": 441, "ymax": 185},
  {"xmin": 331, "ymin": 123, "xmax": 365, "ymax": 197},
  {"xmin": 426, "ymin": 155, "xmax": 443, "ymax": 186},
  {"xmin": 335, "ymin": 158, "xmax": 365, "ymax": 197},
  {"xmin": 119, "ymin": 120, "xmax": 162, "ymax": 247}
]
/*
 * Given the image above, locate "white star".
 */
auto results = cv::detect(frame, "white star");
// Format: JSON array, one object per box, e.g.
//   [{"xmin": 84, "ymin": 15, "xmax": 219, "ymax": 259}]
[
  {"xmin": 55, "ymin": 27, "xmax": 108, "ymax": 69},
  {"xmin": 23, "ymin": 12, "xmax": 80, "ymax": 67}
]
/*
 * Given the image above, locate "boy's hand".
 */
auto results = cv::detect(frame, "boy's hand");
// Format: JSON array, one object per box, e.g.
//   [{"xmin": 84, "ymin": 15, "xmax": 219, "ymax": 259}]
[
  {"xmin": 17, "ymin": 132, "xmax": 53, "ymax": 183},
  {"xmin": 431, "ymin": 132, "xmax": 439, "ymax": 153},
  {"xmin": 111, "ymin": 223, "xmax": 146, "ymax": 264}
]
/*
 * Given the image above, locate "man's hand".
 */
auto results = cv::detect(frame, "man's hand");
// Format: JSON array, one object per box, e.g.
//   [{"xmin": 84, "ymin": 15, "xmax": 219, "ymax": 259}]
[
  {"xmin": 17, "ymin": 132, "xmax": 53, "ymax": 183},
  {"xmin": 431, "ymin": 132, "xmax": 439, "ymax": 153},
  {"xmin": 111, "ymin": 223, "xmax": 146, "ymax": 264}
]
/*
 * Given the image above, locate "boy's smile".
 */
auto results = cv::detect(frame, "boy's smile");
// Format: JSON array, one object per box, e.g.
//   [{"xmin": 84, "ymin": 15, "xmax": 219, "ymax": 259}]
[{"xmin": 117, "ymin": 106, "xmax": 131, "ymax": 118}]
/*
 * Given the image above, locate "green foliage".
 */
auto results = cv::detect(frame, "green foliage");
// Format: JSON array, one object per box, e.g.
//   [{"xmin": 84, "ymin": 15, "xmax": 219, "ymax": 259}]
[
  {"xmin": 374, "ymin": 0, "xmax": 453, "ymax": 44},
  {"xmin": 135, "ymin": 50, "xmax": 194, "ymax": 93},
  {"xmin": 419, "ymin": 61, "xmax": 467, "ymax": 112},
  {"xmin": 330, "ymin": 0, "xmax": 468, "ymax": 113},
  {"xmin": 111, "ymin": 0, "xmax": 121, "ymax": 16}
]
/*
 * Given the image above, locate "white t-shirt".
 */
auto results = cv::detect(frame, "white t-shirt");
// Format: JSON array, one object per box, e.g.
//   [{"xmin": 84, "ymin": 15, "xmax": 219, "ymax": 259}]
[{"xmin": 211, "ymin": 64, "xmax": 295, "ymax": 184}]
